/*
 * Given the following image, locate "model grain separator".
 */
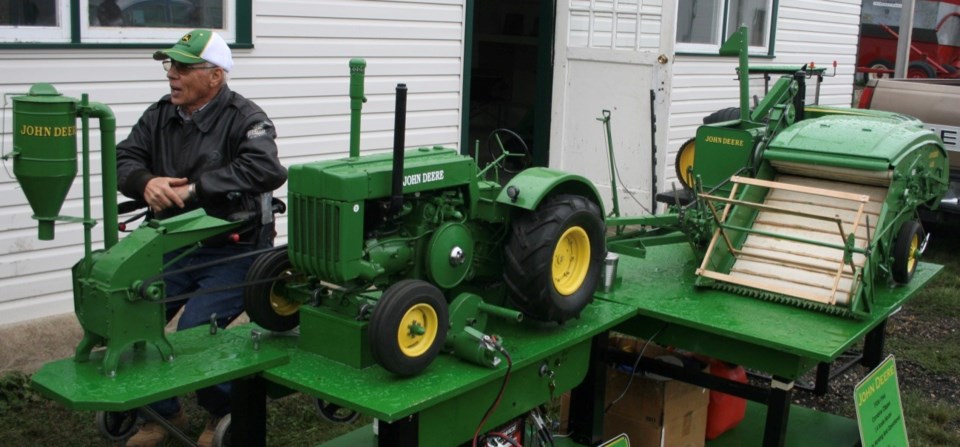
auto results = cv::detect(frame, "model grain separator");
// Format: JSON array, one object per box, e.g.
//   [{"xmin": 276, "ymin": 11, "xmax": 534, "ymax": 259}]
[{"xmin": 609, "ymin": 27, "xmax": 948, "ymax": 319}]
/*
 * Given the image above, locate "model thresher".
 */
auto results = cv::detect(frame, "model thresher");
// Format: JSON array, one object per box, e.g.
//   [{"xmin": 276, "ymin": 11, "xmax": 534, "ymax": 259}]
[{"xmin": 610, "ymin": 27, "xmax": 948, "ymax": 319}]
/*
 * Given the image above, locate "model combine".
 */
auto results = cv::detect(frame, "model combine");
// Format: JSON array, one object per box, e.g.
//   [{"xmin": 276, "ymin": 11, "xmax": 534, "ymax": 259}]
[{"xmin": 608, "ymin": 27, "xmax": 948, "ymax": 319}]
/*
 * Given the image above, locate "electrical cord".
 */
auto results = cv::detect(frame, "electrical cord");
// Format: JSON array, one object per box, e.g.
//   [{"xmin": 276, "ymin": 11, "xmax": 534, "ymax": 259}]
[
  {"xmin": 604, "ymin": 323, "xmax": 669, "ymax": 414},
  {"xmin": 473, "ymin": 337, "xmax": 513, "ymax": 447}
]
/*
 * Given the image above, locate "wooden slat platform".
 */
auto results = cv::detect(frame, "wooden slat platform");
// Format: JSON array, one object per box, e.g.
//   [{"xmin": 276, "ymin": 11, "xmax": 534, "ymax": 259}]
[{"xmin": 699, "ymin": 174, "xmax": 888, "ymax": 306}]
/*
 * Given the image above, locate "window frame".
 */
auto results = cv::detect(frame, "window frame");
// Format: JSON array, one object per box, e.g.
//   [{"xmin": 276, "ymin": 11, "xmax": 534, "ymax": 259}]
[
  {"xmin": 0, "ymin": 0, "xmax": 252, "ymax": 47},
  {"xmin": 675, "ymin": 0, "xmax": 779, "ymax": 57}
]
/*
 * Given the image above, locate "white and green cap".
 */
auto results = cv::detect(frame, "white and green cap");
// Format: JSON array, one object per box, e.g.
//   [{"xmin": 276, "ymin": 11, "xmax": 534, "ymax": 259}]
[{"xmin": 153, "ymin": 29, "xmax": 233, "ymax": 72}]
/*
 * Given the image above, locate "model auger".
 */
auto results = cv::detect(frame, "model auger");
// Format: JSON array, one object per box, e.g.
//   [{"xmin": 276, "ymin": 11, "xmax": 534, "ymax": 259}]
[
  {"xmin": 608, "ymin": 27, "xmax": 948, "ymax": 319},
  {"xmin": 241, "ymin": 60, "xmax": 607, "ymax": 376}
]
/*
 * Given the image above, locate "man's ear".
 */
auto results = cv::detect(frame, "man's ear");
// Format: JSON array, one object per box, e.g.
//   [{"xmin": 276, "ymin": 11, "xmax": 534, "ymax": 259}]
[{"xmin": 210, "ymin": 68, "xmax": 225, "ymax": 87}]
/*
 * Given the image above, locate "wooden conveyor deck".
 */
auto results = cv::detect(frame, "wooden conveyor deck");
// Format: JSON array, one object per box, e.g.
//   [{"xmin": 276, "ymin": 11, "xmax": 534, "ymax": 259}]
[{"xmin": 698, "ymin": 174, "xmax": 888, "ymax": 307}]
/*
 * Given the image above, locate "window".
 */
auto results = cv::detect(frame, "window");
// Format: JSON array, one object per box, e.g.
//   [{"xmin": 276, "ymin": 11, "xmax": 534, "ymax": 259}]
[
  {"xmin": 0, "ymin": 0, "xmax": 247, "ymax": 45},
  {"xmin": 676, "ymin": 0, "xmax": 777, "ymax": 55}
]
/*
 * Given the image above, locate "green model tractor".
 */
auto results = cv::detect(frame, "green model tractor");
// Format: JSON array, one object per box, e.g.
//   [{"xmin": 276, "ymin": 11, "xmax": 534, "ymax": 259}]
[
  {"xmin": 609, "ymin": 27, "xmax": 948, "ymax": 319},
  {"xmin": 242, "ymin": 60, "xmax": 607, "ymax": 376}
]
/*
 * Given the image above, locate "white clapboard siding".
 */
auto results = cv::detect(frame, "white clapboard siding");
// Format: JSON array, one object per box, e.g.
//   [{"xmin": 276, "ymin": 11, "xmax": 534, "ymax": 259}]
[
  {"xmin": 0, "ymin": 0, "xmax": 466, "ymax": 325},
  {"xmin": 664, "ymin": 0, "xmax": 862, "ymax": 192}
]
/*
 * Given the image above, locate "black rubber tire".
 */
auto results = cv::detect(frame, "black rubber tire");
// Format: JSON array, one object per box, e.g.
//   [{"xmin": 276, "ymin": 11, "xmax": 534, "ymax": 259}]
[
  {"xmin": 703, "ymin": 107, "xmax": 742, "ymax": 124},
  {"xmin": 907, "ymin": 61, "xmax": 936, "ymax": 78},
  {"xmin": 369, "ymin": 279, "xmax": 449, "ymax": 376},
  {"xmin": 315, "ymin": 399, "xmax": 360, "ymax": 424},
  {"xmin": 95, "ymin": 410, "xmax": 139, "ymax": 441},
  {"xmin": 211, "ymin": 413, "xmax": 230, "ymax": 447},
  {"xmin": 243, "ymin": 249, "xmax": 300, "ymax": 332},
  {"xmin": 892, "ymin": 220, "xmax": 925, "ymax": 284},
  {"xmin": 504, "ymin": 194, "xmax": 605, "ymax": 323},
  {"xmin": 674, "ymin": 137, "xmax": 697, "ymax": 190}
]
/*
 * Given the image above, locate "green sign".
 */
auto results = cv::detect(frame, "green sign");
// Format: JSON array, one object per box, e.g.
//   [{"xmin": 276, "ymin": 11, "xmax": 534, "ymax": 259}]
[
  {"xmin": 854, "ymin": 355, "xmax": 909, "ymax": 447},
  {"xmin": 598, "ymin": 433, "xmax": 629, "ymax": 447}
]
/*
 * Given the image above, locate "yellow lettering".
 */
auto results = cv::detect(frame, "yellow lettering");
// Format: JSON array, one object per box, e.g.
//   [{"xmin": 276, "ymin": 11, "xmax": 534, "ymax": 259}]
[{"xmin": 17, "ymin": 124, "xmax": 75, "ymax": 138}]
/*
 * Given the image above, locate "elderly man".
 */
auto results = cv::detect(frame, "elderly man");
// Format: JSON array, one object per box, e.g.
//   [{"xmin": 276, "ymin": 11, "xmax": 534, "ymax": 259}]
[{"xmin": 116, "ymin": 29, "xmax": 287, "ymax": 447}]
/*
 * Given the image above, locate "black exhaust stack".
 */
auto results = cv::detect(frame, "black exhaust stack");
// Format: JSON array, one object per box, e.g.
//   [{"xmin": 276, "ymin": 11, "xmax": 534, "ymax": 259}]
[{"xmin": 391, "ymin": 84, "xmax": 407, "ymax": 214}]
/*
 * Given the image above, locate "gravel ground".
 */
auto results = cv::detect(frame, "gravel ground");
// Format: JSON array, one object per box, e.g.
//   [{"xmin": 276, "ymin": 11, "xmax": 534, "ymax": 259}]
[{"xmin": 785, "ymin": 306, "xmax": 960, "ymax": 421}]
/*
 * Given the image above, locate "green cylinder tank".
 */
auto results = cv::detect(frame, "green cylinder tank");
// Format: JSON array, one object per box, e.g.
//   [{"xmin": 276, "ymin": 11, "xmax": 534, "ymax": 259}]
[{"xmin": 12, "ymin": 84, "xmax": 78, "ymax": 240}]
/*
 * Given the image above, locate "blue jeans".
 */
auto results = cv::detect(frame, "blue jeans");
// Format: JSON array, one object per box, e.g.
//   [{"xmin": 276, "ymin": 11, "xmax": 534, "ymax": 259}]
[{"xmin": 150, "ymin": 245, "xmax": 256, "ymax": 418}]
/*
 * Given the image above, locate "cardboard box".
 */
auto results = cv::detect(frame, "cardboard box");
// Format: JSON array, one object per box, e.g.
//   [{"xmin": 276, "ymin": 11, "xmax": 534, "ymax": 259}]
[{"xmin": 603, "ymin": 341, "xmax": 709, "ymax": 447}]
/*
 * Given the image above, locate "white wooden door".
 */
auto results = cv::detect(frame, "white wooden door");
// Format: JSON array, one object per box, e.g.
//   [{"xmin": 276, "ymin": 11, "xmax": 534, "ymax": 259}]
[{"xmin": 550, "ymin": 0, "xmax": 672, "ymax": 216}]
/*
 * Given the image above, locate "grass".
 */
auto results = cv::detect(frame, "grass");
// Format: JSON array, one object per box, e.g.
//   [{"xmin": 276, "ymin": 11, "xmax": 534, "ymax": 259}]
[{"xmin": 891, "ymin": 223, "xmax": 960, "ymax": 446}]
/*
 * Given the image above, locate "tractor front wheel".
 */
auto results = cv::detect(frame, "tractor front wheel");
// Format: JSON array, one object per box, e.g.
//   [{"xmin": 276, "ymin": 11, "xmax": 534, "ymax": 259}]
[
  {"xmin": 504, "ymin": 194, "xmax": 604, "ymax": 323},
  {"xmin": 244, "ymin": 249, "xmax": 301, "ymax": 332},
  {"xmin": 369, "ymin": 279, "xmax": 449, "ymax": 376},
  {"xmin": 892, "ymin": 220, "xmax": 925, "ymax": 284}
]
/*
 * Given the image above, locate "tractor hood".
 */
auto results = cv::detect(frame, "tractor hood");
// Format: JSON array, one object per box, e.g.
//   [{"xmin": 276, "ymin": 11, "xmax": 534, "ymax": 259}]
[
  {"xmin": 764, "ymin": 114, "xmax": 942, "ymax": 171},
  {"xmin": 289, "ymin": 146, "xmax": 476, "ymax": 201}
]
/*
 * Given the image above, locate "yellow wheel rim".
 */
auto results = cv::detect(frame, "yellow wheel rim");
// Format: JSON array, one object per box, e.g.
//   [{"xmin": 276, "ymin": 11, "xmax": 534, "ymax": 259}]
[
  {"xmin": 677, "ymin": 139, "xmax": 696, "ymax": 189},
  {"xmin": 397, "ymin": 303, "xmax": 439, "ymax": 357},
  {"xmin": 552, "ymin": 226, "xmax": 591, "ymax": 295},
  {"xmin": 269, "ymin": 270, "xmax": 300, "ymax": 316},
  {"xmin": 907, "ymin": 233, "xmax": 919, "ymax": 273}
]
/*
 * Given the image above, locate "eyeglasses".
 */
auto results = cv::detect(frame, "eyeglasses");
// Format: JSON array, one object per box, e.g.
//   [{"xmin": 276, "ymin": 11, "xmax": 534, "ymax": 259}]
[{"xmin": 162, "ymin": 59, "xmax": 217, "ymax": 74}]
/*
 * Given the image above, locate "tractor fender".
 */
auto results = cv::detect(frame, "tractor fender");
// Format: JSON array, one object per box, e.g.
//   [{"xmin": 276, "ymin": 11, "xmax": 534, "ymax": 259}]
[{"xmin": 495, "ymin": 167, "xmax": 604, "ymax": 214}]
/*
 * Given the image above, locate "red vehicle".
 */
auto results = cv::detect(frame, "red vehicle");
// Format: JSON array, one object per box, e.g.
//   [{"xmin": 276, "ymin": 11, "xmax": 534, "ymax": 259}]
[{"xmin": 857, "ymin": 0, "xmax": 960, "ymax": 78}]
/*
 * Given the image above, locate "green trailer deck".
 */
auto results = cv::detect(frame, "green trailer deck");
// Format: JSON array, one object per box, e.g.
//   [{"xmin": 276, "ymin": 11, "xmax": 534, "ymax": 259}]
[{"xmin": 30, "ymin": 241, "xmax": 940, "ymax": 446}]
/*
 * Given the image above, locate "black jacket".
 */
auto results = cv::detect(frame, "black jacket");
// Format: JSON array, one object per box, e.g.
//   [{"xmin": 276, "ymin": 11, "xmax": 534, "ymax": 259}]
[{"xmin": 117, "ymin": 85, "xmax": 287, "ymax": 239}]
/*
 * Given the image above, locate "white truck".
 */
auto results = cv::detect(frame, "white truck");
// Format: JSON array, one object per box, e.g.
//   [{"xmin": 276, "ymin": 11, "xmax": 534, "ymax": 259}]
[{"xmin": 859, "ymin": 78, "xmax": 960, "ymax": 222}]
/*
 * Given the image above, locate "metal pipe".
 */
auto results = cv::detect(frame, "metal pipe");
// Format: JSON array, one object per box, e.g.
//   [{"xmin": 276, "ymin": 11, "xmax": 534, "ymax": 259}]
[
  {"xmin": 737, "ymin": 27, "xmax": 751, "ymax": 122},
  {"xmin": 348, "ymin": 59, "xmax": 366, "ymax": 159},
  {"xmin": 895, "ymin": 0, "xmax": 916, "ymax": 78},
  {"xmin": 477, "ymin": 301, "xmax": 523, "ymax": 323},
  {"xmin": 80, "ymin": 94, "xmax": 92, "ymax": 262},
  {"xmin": 391, "ymin": 84, "xmax": 407, "ymax": 214},
  {"xmin": 598, "ymin": 110, "xmax": 621, "ymax": 219},
  {"xmin": 87, "ymin": 101, "xmax": 118, "ymax": 249}
]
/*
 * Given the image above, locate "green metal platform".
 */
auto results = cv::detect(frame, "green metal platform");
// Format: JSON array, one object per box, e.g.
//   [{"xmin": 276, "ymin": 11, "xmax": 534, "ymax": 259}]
[
  {"xmin": 264, "ymin": 298, "xmax": 637, "ymax": 445},
  {"xmin": 30, "ymin": 325, "xmax": 288, "ymax": 412},
  {"xmin": 28, "ymin": 242, "xmax": 939, "ymax": 446},
  {"xmin": 604, "ymin": 244, "xmax": 940, "ymax": 380}
]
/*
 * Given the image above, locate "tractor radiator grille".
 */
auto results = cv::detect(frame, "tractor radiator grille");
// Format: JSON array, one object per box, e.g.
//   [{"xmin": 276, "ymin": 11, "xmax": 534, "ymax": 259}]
[{"xmin": 289, "ymin": 193, "xmax": 342, "ymax": 278}]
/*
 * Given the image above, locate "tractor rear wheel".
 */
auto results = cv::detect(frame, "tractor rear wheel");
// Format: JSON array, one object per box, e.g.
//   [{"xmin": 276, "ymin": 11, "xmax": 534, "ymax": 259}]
[
  {"xmin": 504, "ymin": 194, "xmax": 604, "ymax": 323},
  {"xmin": 244, "ymin": 249, "xmax": 301, "ymax": 332},
  {"xmin": 892, "ymin": 220, "xmax": 924, "ymax": 284},
  {"xmin": 369, "ymin": 279, "xmax": 448, "ymax": 376}
]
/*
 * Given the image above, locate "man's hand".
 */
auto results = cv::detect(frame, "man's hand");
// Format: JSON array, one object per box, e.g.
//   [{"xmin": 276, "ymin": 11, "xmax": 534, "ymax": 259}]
[{"xmin": 143, "ymin": 177, "xmax": 190, "ymax": 212}]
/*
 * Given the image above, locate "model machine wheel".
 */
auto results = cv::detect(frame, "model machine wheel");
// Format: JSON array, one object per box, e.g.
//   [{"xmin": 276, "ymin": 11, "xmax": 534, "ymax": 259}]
[
  {"xmin": 907, "ymin": 61, "xmax": 936, "ymax": 78},
  {"xmin": 95, "ymin": 410, "xmax": 139, "ymax": 441},
  {"xmin": 675, "ymin": 137, "xmax": 697, "ymax": 190},
  {"xmin": 702, "ymin": 107, "xmax": 742, "ymax": 124},
  {"xmin": 315, "ymin": 399, "xmax": 360, "ymax": 424},
  {"xmin": 867, "ymin": 59, "xmax": 893, "ymax": 79},
  {"xmin": 892, "ymin": 220, "xmax": 925, "ymax": 284},
  {"xmin": 369, "ymin": 279, "xmax": 449, "ymax": 376},
  {"xmin": 211, "ymin": 413, "xmax": 231, "ymax": 447},
  {"xmin": 243, "ymin": 249, "xmax": 300, "ymax": 332},
  {"xmin": 504, "ymin": 194, "xmax": 605, "ymax": 323}
]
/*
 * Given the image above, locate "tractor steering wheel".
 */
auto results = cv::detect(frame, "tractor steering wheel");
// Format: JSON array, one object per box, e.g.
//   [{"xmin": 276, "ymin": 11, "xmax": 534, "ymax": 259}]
[{"xmin": 485, "ymin": 128, "xmax": 532, "ymax": 175}]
